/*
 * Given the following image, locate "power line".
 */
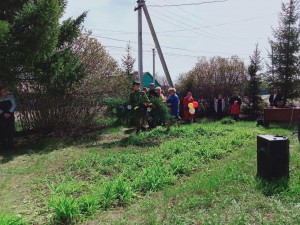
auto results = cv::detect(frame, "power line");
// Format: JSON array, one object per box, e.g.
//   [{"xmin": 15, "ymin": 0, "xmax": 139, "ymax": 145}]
[
  {"xmin": 149, "ymin": 7, "xmax": 223, "ymax": 40},
  {"xmin": 93, "ymin": 35, "xmax": 268, "ymax": 57},
  {"xmin": 105, "ymin": 45, "xmax": 268, "ymax": 61},
  {"xmin": 148, "ymin": 0, "xmax": 228, "ymax": 8}
]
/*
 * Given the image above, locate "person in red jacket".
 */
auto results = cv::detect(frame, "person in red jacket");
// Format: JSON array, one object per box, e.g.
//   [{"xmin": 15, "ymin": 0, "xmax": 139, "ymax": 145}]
[
  {"xmin": 183, "ymin": 92, "xmax": 195, "ymax": 123},
  {"xmin": 231, "ymin": 101, "xmax": 240, "ymax": 121}
]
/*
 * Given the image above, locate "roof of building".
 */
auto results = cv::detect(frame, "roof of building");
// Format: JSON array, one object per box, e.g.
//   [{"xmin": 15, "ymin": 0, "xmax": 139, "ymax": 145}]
[{"xmin": 142, "ymin": 72, "xmax": 161, "ymax": 88}]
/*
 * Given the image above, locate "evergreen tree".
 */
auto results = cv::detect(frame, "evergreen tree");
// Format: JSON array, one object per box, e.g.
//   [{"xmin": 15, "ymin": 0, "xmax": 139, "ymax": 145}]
[
  {"xmin": 121, "ymin": 41, "xmax": 136, "ymax": 79},
  {"xmin": 0, "ymin": 0, "xmax": 86, "ymax": 92},
  {"xmin": 268, "ymin": 0, "xmax": 300, "ymax": 102},
  {"xmin": 247, "ymin": 44, "xmax": 262, "ymax": 118}
]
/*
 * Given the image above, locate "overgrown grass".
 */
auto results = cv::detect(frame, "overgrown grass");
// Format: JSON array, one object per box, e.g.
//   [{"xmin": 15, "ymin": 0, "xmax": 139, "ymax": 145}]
[
  {"xmin": 0, "ymin": 121, "xmax": 299, "ymax": 224},
  {"xmin": 0, "ymin": 213, "xmax": 25, "ymax": 225}
]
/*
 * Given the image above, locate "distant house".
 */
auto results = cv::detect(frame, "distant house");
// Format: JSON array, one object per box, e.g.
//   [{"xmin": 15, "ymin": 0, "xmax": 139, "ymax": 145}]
[{"xmin": 142, "ymin": 72, "xmax": 161, "ymax": 88}]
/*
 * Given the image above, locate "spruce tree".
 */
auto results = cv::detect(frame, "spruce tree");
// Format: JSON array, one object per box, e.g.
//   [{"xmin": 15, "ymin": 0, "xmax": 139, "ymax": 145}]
[
  {"xmin": 121, "ymin": 41, "xmax": 136, "ymax": 79},
  {"xmin": 268, "ymin": 0, "xmax": 300, "ymax": 103},
  {"xmin": 247, "ymin": 44, "xmax": 262, "ymax": 118},
  {"xmin": 0, "ymin": 0, "xmax": 86, "ymax": 91}
]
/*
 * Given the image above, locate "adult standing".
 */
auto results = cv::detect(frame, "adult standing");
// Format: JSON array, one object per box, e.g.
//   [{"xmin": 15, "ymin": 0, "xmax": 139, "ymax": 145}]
[
  {"xmin": 0, "ymin": 84, "xmax": 16, "ymax": 150},
  {"xmin": 183, "ymin": 92, "xmax": 195, "ymax": 123},
  {"xmin": 147, "ymin": 83, "xmax": 159, "ymax": 129},
  {"xmin": 269, "ymin": 88, "xmax": 283, "ymax": 107},
  {"xmin": 214, "ymin": 94, "xmax": 225, "ymax": 120},
  {"xmin": 229, "ymin": 91, "xmax": 242, "ymax": 121},
  {"xmin": 166, "ymin": 88, "xmax": 181, "ymax": 131},
  {"xmin": 147, "ymin": 83, "xmax": 159, "ymax": 99},
  {"xmin": 130, "ymin": 81, "xmax": 149, "ymax": 134},
  {"xmin": 156, "ymin": 87, "xmax": 166, "ymax": 103}
]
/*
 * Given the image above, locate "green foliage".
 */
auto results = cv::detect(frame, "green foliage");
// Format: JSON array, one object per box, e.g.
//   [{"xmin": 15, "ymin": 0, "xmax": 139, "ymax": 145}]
[
  {"xmin": 104, "ymin": 97, "xmax": 170, "ymax": 126},
  {"xmin": 113, "ymin": 178, "xmax": 133, "ymax": 206},
  {"xmin": 220, "ymin": 117, "xmax": 235, "ymax": 125},
  {"xmin": 0, "ymin": 213, "xmax": 25, "ymax": 225},
  {"xmin": 122, "ymin": 41, "xmax": 136, "ymax": 77},
  {"xmin": 3, "ymin": 122, "xmax": 299, "ymax": 224},
  {"xmin": 0, "ymin": 0, "xmax": 86, "ymax": 85},
  {"xmin": 147, "ymin": 97, "xmax": 171, "ymax": 123},
  {"xmin": 268, "ymin": 0, "xmax": 300, "ymax": 100},
  {"xmin": 246, "ymin": 44, "xmax": 263, "ymax": 119},
  {"xmin": 78, "ymin": 195, "xmax": 98, "ymax": 216},
  {"xmin": 99, "ymin": 182, "xmax": 116, "ymax": 210}
]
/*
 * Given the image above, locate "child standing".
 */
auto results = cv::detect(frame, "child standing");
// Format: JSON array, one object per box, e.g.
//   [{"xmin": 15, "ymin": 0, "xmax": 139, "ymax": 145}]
[{"xmin": 231, "ymin": 101, "xmax": 240, "ymax": 121}]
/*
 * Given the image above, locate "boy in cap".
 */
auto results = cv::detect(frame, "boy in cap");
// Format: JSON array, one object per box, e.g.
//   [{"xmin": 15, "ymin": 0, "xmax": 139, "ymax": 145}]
[{"xmin": 130, "ymin": 81, "xmax": 149, "ymax": 133}]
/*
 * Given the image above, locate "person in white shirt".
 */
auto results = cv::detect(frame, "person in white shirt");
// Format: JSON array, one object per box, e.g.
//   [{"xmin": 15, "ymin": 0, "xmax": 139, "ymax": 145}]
[
  {"xmin": 0, "ymin": 84, "xmax": 16, "ymax": 150},
  {"xmin": 214, "ymin": 94, "xmax": 226, "ymax": 120}
]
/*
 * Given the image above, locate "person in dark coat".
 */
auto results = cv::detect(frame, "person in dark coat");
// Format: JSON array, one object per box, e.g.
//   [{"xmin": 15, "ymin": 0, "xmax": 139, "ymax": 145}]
[
  {"xmin": 269, "ymin": 88, "xmax": 283, "ymax": 107},
  {"xmin": 130, "ymin": 81, "xmax": 149, "ymax": 134},
  {"xmin": 166, "ymin": 88, "xmax": 181, "ymax": 131},
  {"xmin": 229, "ymin": 91, "xmax": 242, "ymax": 121},
  {"xmin": 0, "ymin": 84, "xmax": 16, "ymax": 150},
  {"xmin": 147, "ymin": 83, "xmax": 159, "ymax": 99}
]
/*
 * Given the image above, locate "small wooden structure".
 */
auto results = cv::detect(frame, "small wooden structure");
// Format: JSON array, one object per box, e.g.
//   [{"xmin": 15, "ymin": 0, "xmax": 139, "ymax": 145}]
[{"xmin": 264, "ymin": 108, "xmax": 300, "ymax": 125}]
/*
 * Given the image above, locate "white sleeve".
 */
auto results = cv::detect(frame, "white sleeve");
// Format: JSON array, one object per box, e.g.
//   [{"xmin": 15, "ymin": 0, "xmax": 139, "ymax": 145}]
[
  {"xmin": 8, "ymin": 95, "xmax": 16, "ymax": 113},
  {"xmin": 214, "ymin": 99, "xmax": 217, "ymax": 112}
]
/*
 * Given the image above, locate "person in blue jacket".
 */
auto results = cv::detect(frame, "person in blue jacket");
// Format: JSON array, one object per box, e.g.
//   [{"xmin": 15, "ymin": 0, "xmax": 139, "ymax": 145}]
[
  {"xmin": 0, "ymin": 84, "xmax": 16, "ymax": 150},
  {"xmin": 166, "ymin": 88, "xmax": 181, "ymax": 131}
]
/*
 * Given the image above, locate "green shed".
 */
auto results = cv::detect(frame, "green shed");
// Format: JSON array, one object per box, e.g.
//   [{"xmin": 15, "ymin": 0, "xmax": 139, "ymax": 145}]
[{"xmin": 142, "ymin": 72, "xmax": 161, "ymax": 88}]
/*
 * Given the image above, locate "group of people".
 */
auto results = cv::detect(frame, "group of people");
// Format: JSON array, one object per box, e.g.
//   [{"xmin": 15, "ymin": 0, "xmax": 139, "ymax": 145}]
[
  {"xmin": 0, "ymin": 80, "xmax": 286, "ymax": 150},
  {"xmin": 184, "ymin": 91, "xmax": 242, "ymax": 122},
  {"xmin": 129, "ymin": 81, "xmax": 180, "ymax": 133},
  {"xmin": 129, "ymin": 81, "xmax": 246, "ymax": 134}
]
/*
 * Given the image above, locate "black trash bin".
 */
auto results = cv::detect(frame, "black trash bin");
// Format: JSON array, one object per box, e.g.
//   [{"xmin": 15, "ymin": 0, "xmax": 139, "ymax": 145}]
[{"xmin": 257, "ymin": 135, "xmax": 289, "ymax": 179}]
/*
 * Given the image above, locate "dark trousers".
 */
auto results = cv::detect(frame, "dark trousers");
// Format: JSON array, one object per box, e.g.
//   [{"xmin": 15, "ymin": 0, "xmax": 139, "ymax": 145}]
[
  {"xmin": 215, "ymin": 111, "xmax": 223, "ymax": 120},
  {"xmin": 0, "ymin": 116, "xmax": 15, "ymax": 149},
  {"xmin": 232, "ymin": 114, "xmax": 239, "ymax": 121}
]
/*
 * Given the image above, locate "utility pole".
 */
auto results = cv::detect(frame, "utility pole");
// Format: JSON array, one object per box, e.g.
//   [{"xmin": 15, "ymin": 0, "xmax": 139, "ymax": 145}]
[
  {"xmin": 152, "ymin": 48, "xmax": 156, "ymax": 83},
  {"xmin": 135, "ymin": 0, "xmax": 144, "ymax": 86},
  {"xmin": 142, "ymin": 2, "xmax": 174, "ymax": 87}
]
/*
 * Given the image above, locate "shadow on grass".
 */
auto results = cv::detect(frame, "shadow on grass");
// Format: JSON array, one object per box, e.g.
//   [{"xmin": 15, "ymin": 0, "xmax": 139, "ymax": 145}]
[
  {"xmin": 256, "ymin": 176, "xmax": 289, "ymax": 197},
  {"xmin": 0, "ymin": 124, "xmax": 120, "ymax": 164},
  {"xmin": 101, "ymin": 129, "xmax": 166, "ymax": 149}
]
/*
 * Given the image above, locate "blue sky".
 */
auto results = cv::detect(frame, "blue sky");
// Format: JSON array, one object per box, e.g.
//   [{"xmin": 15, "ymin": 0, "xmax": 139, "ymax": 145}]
[{"xmin": 63, "ymin": 0, "xmax": 284, "ymax": 82}]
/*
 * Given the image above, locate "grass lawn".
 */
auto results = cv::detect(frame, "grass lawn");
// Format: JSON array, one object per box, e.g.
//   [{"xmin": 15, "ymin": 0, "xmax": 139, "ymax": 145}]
[{"xmin": 0, "ymin": 120, "xmax": 299, "ymax": 224}]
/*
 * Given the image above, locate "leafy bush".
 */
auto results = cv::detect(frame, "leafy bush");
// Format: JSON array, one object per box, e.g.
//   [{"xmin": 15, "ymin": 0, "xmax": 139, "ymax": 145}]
[
  {"xmin": 18, "ymin": 92, "xmax": 99, "ymax": 133},
  {"xmin": 0, "ymin": 213, "xmax": 25, "ymax": 225}
]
